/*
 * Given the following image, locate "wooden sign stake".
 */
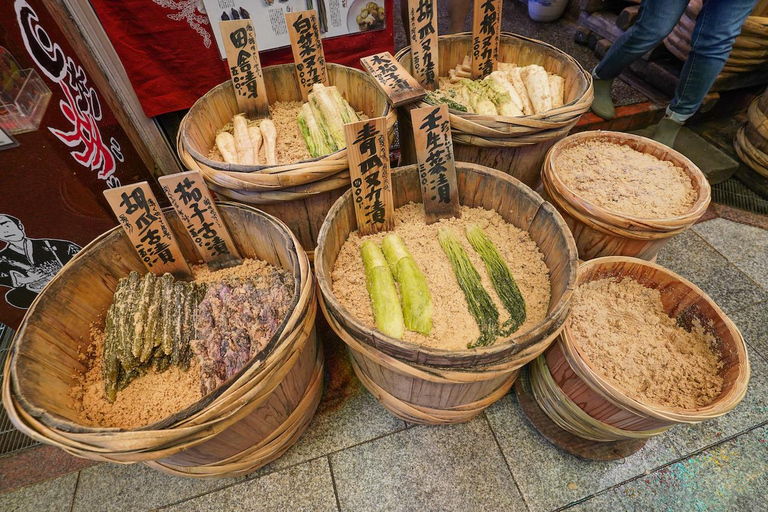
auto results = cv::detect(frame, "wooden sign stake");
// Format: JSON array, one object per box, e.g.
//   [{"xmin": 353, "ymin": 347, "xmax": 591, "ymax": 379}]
[
  {"xmin": 285, "ymin": 10, "xmax": 329, "ymax": 101},
  {"xmin": 220, "ymin": 19, "xmax": 270, "ymax": 118},
  {"xmin": 471, "ymin": 0, "xmax": 502, "ymax": 79},
  {"xmin": 104, "ymin": 183, "xmax": 191, "ymax": 276},
  {"xmin": 410, "ymin": 104, "xmax": 460, "ymax": 224},
  {"xmin": 159, "ymin": 171, "xmax": 242, "ymax": 266},
  {"xmin": 407, "ymin": 0, "xmax": 439, "ymax": 90},
  {"xmin": 343, "ymin": 116, "xmax": 395, "ymax": 235},
  {"xmin": 361, "ymin": 52, "xmax": 427, "ymax": 107}
]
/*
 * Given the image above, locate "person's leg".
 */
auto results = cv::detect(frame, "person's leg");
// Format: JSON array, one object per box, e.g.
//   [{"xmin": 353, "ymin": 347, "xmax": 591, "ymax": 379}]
[
  {"xmin": 591, "ymin": 0, "xmax": 688, "ymax": 120},
  {"xmin": 448, "ymin": 0, "xmax": 471, "ymax": 33},
  {"xmin": 653, "ymin": 0, "xmax": 757, "ymax": 147}
]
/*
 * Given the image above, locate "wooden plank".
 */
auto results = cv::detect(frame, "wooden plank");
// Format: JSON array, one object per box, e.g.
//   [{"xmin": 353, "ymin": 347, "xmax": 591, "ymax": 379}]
[
  {"xmin": 616, "ymin": 5, "xmax": 640, "ymax": 31},
  {"xmin": 360, "ymin": 52, "xmax": 426, "ymax": 107},
  {"xmin": 285, "ymin": 10, "xmax": 328, "ymax": 101},
  {"xmin": 595, "ymin": 38, "xmax": 612, "ymax": 59},
  {"xmin": 219, "ymin": 19, "xmax": 270, "ymax": 118},
  {"xmin": 158, "ymin": 171, "xmax": 242, "ymax": 264},
  {"xmin": 406, "ymin": 0, "xmax": 439, "ymax": 90},
  {"xmin": 343, "ymin": 117, "xmax": 394, "ymax": 235},
  {"xmin": 574, "ymin": 26, "xmax": 592, "ymax": 45},
  {"xmin": 410, "ymin": 104, "xmax": 460, "ymax": 223},
  {"xmin": 104, "ymin": 183, "xmax": 191, "ymax": 276},
  {"xmin": 47, "ymin": 0, "xmax": 183, "ymax": 178},
  {"xmin": 471, "ymin": 0, "xmax": 503, "ymax": 79},
  {"xmin": 578, "ymin": 12, "xmax": 624, "ymax": 42}
]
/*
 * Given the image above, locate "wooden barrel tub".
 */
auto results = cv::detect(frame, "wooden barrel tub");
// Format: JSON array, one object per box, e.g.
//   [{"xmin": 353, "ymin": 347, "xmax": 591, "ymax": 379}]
[
  {"xmin": 177, "ymin": 63, "xmax": 396, "ymax": 257},
  {"xmin": 2, "ymin": 203, "xmax": 322, "ymax": 478},
  {"xmin": 395, "ymin": 32, "xmax": 593, "ymax": 189},
  {"xmin": 734, "ymin": 89, "xmax": 768, "ymax": 178},
  {"xmin": 530, "ymin": 257, "xmax": 750, "ymax": 442},
  {"xmin": 541, "ymin": 131, "xmax": 711, "ymax": 261},
  {"xmin": 314, "ymin": 163, "xmax": 579, "ymax": 425}
]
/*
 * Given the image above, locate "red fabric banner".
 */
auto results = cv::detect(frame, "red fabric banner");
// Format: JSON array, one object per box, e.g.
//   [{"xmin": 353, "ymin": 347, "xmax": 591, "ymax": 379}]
[{"xmin": 89, "ymin": 0, "xmax": 395, "ymax": 118}]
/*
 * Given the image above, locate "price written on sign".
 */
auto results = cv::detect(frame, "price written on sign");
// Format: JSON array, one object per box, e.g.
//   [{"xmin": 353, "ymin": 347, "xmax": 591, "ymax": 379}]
[
  {"xmin": 361, "ymin": 51, "xmax": 427, "ymax": 107},
  {"xmin": 410, "ymin": 104, "xmax": 460, "ymax": 224},
  {"xmin": 158, "ymin": 171, "xmax": 241, "ymax": 264},
  {"xmin": 285, "ymin": 10, "xmax": 328, "ymax": 101},
  {"xmin": 343, "ymin": 117, "xmax": 394, "ymax": 235},
  {"xmin": 407, "ymin": 0, "xmax": 438, "ymax": 90},
  {"xmin": 471, "ymin": 0, "xmax": 502, "ymax": 79},
  {"xmin": 220, "ymin": 19, "xmax": 270, "ymax": 118},
  {"xmin": 104, "ymin": 183, "xmax": 191, "ymax": 276}
]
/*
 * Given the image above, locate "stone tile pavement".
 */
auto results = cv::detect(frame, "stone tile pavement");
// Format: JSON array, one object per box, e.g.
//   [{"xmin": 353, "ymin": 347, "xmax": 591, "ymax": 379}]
[{"xmin": 0, "ymin": 214, "xmax": 766, "ymax": 512}]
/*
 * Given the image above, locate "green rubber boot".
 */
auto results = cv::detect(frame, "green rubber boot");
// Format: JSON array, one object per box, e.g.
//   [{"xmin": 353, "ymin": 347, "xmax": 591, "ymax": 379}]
[
  {"xmin": 652, "ymin": 117, "xmax": 684, "ymax": 148},
  {"xmin": 590, "ymin": 78, "xmax": 616, "ymax": 120}
]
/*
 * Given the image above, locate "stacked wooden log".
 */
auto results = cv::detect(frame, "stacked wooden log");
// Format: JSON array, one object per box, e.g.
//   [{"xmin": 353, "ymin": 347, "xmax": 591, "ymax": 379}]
[
  {"xmin": 664, "ymin": 0, "xmax": 768, "ymax": 76},
  {"xmin": 574, "ymin": 0, "xmax": 643, "ymax": 62},
  {"xmin": 734, "ymin": 88, "xmax": 768, "ymax": 178}
]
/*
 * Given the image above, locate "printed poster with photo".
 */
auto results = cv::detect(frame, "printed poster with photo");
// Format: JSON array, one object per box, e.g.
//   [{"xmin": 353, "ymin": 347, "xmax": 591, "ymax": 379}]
[{"xmin": 202, "ymin": 0, "xmax": 387, "ymax": 57}]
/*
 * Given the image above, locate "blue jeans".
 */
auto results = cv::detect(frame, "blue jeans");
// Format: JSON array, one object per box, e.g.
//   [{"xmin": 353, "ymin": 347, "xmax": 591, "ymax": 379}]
[{"xmin": 594, "ymin": 0, "xmax": 757, "ymax": 121}]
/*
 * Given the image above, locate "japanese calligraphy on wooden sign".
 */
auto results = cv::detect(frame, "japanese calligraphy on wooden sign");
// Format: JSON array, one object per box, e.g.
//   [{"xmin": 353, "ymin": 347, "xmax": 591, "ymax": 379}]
[
  {"xmin": 407, "ymin": 0, "xmax": 438, "ymax": 90},
  {"xmin": 220, "ymin": 19, "xmax": 270, "ymax": 118},
  {"xmin": 343, "ymin": 117, "xmax": 394, "ymax": 235},
  {"xmin": 104, "ymin": 183, "xmax": 191, "ymax": 276},
  {"xmin": 158, "ymin": 171, "xmax": 241, "ymax": 264},
  {"xmin": 361, "ymin": 52, "xmax": 427, "ymax": 107},
  {"xmin": 285, "ymin": 10, "xmax": 328, "ymax": 101},
  {"xmin": 471, "ymin": 0, "xmax": 502, "ymax": 79},
  {"xmin": 410, "ymin": 105, "xmax": 460, "ymax": 223}
]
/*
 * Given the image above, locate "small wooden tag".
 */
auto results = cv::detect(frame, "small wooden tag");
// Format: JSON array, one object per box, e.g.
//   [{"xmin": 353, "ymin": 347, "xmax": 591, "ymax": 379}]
[
  {"xmin": 407, "ymin": 0, "xmax": 439, "ymax": 90},
  {"xmin": 471, "ymin": 0, "xmax": 502, "ymax": 79},
  {"xmin": 285, "ymin": 10, "xmax": 329, "ymax": 101},
  {"xmin": 158, "ymin": 171, "xmax": 242, "ymax": 265},
  {"xmin": 361, "ymin": 51, "xmax": 427, "ymax": 107},
  {"xmin": 220, "ymin": 19, "xmax": 270, "ymax": 118},
  {"xmin": 410, "ymin": 104, "xmax": 460, "ymax": 223},
  {"xmin": 343, "ymin": 117, "xmax": 395, "ymax": 235},
  {"xmin": 104, "ymin": 183, "xmax": 191, "ymax": 276}
]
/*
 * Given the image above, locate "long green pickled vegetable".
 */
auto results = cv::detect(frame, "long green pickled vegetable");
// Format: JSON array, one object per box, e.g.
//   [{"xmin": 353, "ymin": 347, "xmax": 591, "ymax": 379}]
[
  {"xmin": 361, "ymin": 240, "xmax": 404, "ymax": 339},
  {"xmin": 438, "ymin": 228, "xmax": 499, "ymax": 348},
  {"xmin": 466, "ymin": 224, "xmax": 526, "ymax": 335},
  {"xmin": 381, "ymin": 234, "xmax": 432, "ymax": 335}
]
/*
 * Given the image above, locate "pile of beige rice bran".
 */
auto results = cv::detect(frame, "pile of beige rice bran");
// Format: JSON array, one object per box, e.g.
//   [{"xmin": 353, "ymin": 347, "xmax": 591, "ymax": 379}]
[
  {"xmin": 332, "ymin": 204, "xmax": 551, "ymax": 350},
  {"xmin": 555, "ymin": 140, "xmax": 697, "ymax": 218},
  {"xmin": 568, "ymin": 276, "xmax": 723, "ymax": 409}
]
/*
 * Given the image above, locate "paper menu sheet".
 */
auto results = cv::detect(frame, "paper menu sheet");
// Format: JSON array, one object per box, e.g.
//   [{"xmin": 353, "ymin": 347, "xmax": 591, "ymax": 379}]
[{"xmin": 203, "ymin": 0, "xmax": 387, "ymax": 58}]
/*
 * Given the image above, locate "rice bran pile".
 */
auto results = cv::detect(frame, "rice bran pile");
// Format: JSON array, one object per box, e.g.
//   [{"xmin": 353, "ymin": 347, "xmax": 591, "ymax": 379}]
[
  {"xmin": 556, "ymin": 140, "xmax": 697, "ymax": 218},
  {"xmin": 332, "ymin": 204, "xmax": 551, "ymax": 350},
  {"xmin": 568, "ymin": 276, "xmax": 724, "ymax": 409}
]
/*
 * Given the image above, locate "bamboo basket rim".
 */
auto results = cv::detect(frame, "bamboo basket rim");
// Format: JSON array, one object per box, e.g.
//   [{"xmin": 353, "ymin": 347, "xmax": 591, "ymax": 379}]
[
  {"xmin": 179, "ymin": 62, "xmax": 394, "ymax": 176},
  {"xmin": 542, "ymin": 131, "xmax": 712, "ymax": 233},
  {"xmin": 560, "ymin": 257, "xmax": 751, "ymax": 424},
  {"xmin": 5, "ymin": 202, "xmax": 314, "ymax": 438},
  {"xmin": 314, "ymin": 162, "xmax": 578, "ymax": 367},
  {"xmin": 735, "ymin": 126, "xmax": 768, "ymax": 178}
]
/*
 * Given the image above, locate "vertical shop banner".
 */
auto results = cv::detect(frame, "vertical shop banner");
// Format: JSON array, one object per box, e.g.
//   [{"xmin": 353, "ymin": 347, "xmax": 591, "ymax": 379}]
[
  {"xmin": 286, "ymin": 10, "xmax": 328, "ymax": 100},
  {"xmin": 220, "ymin": 19, "xmax": 270, "ymax": 118},
  {"xmin": 406, "ymin": 0, "xmax": 438, "ymax": 90},
  {"xmin": 471, "ymin": 0, "xmax": 502, "ymax": 79},
  {"xmin": 0, "ymin": 0, "xmax": 154, "ymax": 329}
]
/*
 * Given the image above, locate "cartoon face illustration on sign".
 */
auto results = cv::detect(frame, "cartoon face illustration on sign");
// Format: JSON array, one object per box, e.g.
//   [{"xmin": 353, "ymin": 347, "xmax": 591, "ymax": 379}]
[{"xmin": 0, "ymin": 214, "xmax": 80, "ymax": 309}]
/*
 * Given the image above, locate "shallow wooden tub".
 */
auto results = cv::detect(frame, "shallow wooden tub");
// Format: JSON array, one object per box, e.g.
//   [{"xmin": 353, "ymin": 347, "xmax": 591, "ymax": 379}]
[
  {"xmin": 315, "ymin": 163, "xmax": 578, "ymax": 424},
  {"xmin": 2, "ymin": 203, "xmax": 321, "ymax": 478}
]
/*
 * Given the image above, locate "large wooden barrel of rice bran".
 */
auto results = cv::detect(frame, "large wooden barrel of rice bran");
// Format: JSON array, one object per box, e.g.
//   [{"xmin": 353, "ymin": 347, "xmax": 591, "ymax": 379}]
[
  {"xmin": 541, "ymin": 131, "xmax": 711, "ymax": 261},
  {"xmin": 395, "ymin": 32, "xmax": 593, "ymax": 189},
  {"xmin": 177, "ymin": 63, "xmax": 396, "ymax": 257},
  {"xmin": 529, "ymin": 257, "xmax": 750, "ymax": 442},
  {"xmin": 315, "ymin": 163, "xmax": 578, "ymax": 425},
  {"xmin": 2, "ymin": 203, "xmax": 321, "ymax": 478}
]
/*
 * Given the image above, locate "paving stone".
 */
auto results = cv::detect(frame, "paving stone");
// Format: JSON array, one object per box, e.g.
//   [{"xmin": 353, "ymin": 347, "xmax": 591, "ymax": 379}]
[
  {"xmin": 72, "ymin": 463, "xmax": 240, "ymax": 512},
  {"xmin": 656, "ymin": 229, "xmax": 768, "ymax": 315},
  {"xmin": 693, "ymin": 218, "xmax": 768, "ymax": 291},
  {"xmin": 0, "ymin": 472, "xmax": 77, "ymax": 512},
  {"xmin": 732, "ymin": 301, "xmax": 768, "ymax": 360},
  {"xmin": 255, "ymin": 328, "xmax": 405, "ymax": 475},
  {"xmin": 329, "ymin": 416, "xmax": 525, "ymax": 512},
  {"xmin": 485, "ymin": 395, "xmax": 681, "ymax": 511},
  {"xmin": 613, "ymin": 426, "xmax": 768, "ymax": 511},
  {"xmin": 162, "ymin": 458, "xmax": 338, "ymax": 512},
  {"xmin": 663, "ymin": 349, "xmax": 768, "ymax": 455},
  {"xmin": 565, "ymin": 489, "xmax": 629, "ymax": 511}
]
